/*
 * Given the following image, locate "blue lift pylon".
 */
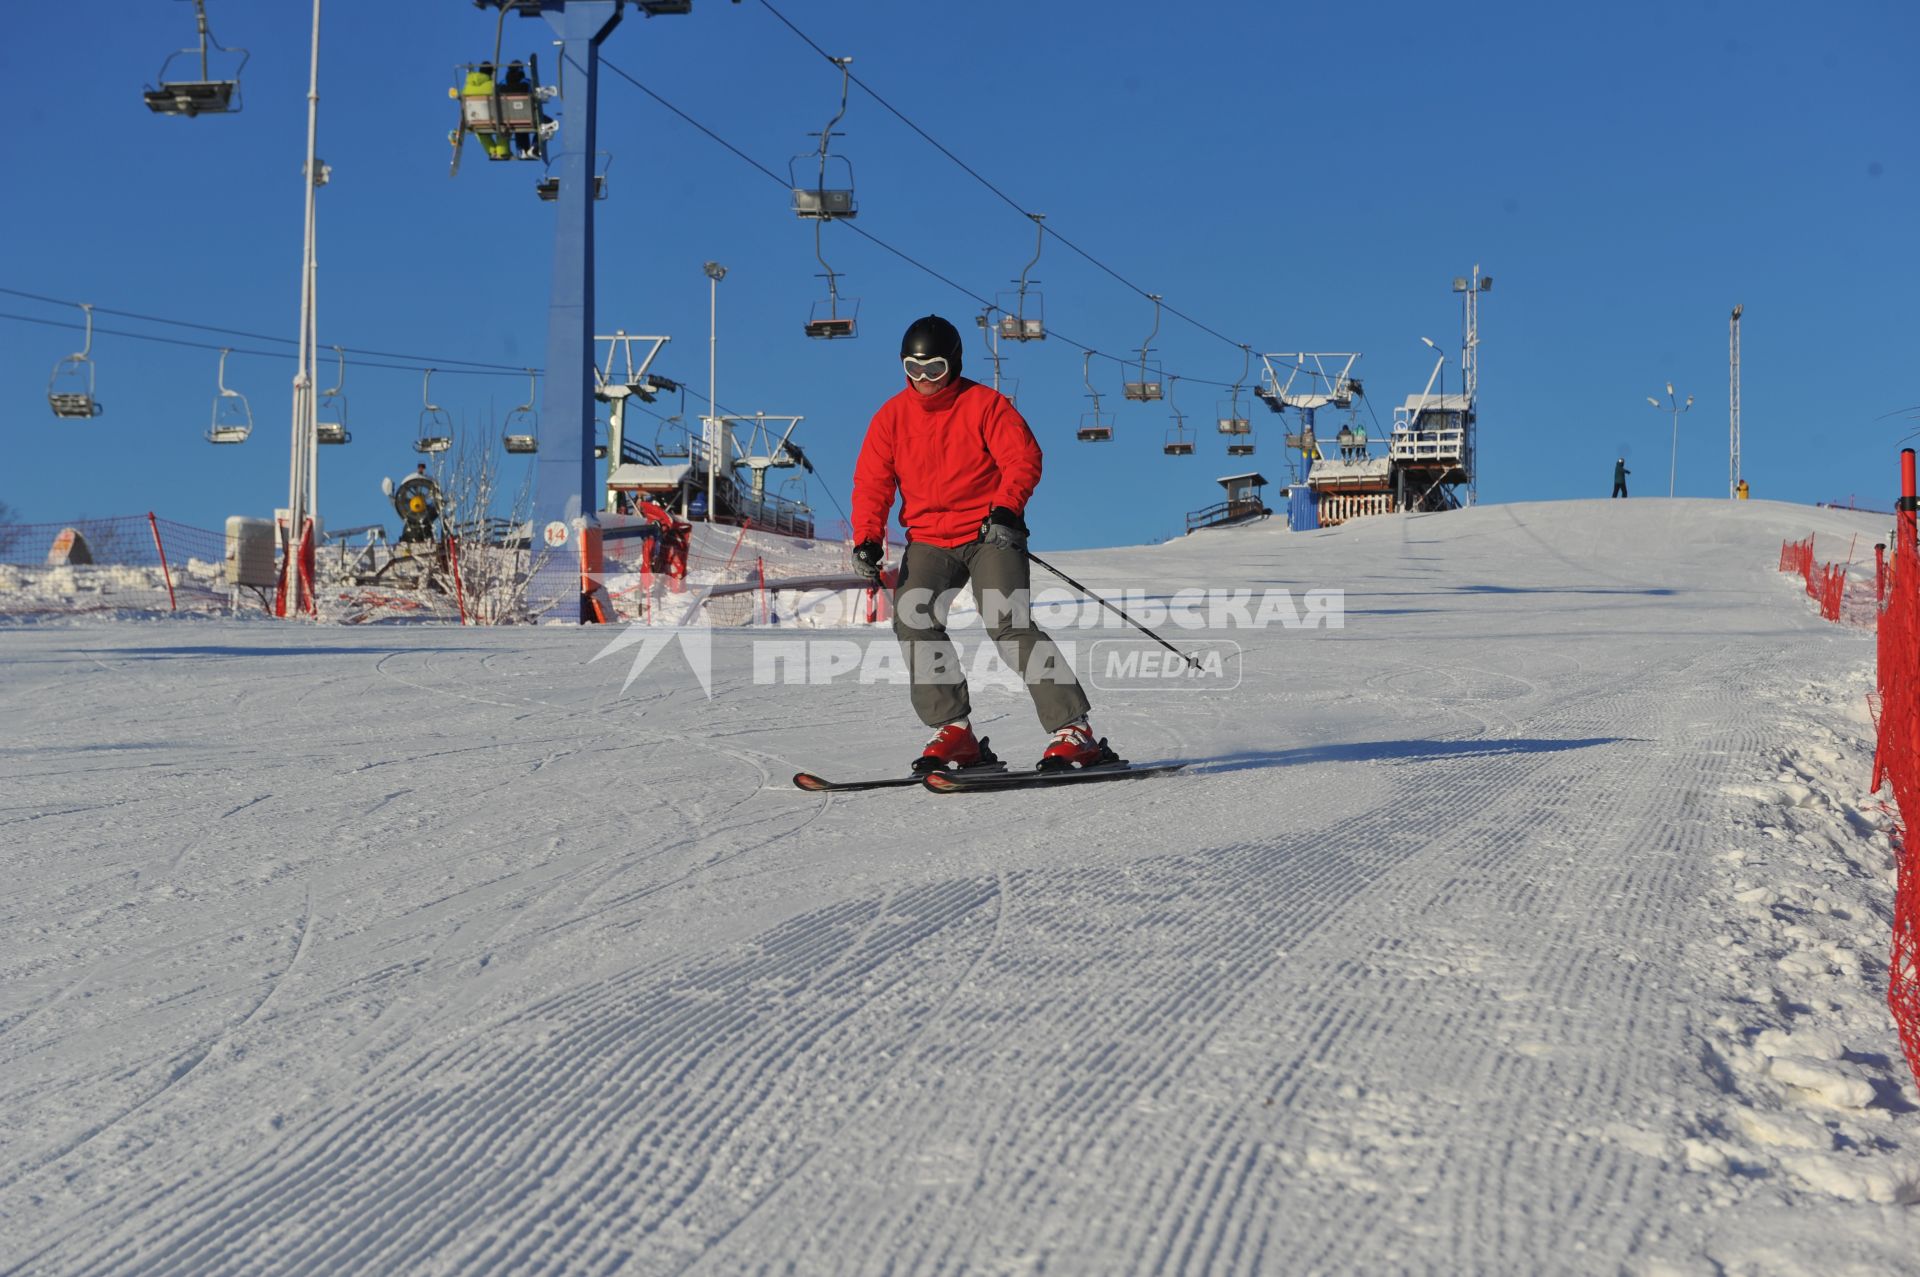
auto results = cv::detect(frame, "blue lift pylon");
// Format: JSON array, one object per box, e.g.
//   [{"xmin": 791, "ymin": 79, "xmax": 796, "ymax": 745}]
[{"xmin": 471, "ymin": 1, "xmax": 703, "ymax": 621}]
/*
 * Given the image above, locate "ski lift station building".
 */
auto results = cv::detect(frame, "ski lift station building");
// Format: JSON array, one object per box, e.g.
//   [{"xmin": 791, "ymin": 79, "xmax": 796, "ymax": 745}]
[{"xmin": 1305, "ymin": 391, "xmax": 1474, "ymax": 527}]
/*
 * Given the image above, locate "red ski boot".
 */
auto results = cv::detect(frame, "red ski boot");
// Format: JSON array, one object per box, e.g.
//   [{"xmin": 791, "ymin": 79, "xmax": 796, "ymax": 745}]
[
  {"xmin": 1038, "ymin": 718, "xmax": 1119, "ymax": 771},
  {"xmin": 913, "ymin": 721, "xmax": 986, "ymax": 775}
]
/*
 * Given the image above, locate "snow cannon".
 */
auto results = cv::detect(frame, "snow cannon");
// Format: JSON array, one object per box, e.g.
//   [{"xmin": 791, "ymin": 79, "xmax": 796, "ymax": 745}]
[{"xmin": 383, "ymin": 467, "xmax": 443, "ymax": 545}]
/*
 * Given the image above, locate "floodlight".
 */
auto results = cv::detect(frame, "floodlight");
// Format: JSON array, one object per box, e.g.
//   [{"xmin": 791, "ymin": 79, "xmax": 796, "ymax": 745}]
[
  {"xmin": 1452, "ymin": 278, "xmax": 1468, "ymax": 292},
  {"xmin": 1647, "ymin": 397, "xmax": 1661, "ymax": 407}
]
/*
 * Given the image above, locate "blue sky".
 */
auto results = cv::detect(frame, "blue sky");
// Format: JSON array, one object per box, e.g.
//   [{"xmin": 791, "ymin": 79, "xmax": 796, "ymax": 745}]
[{"xmin": 4, "ymin": 0, "xmax": 1914, "ymax": 549}]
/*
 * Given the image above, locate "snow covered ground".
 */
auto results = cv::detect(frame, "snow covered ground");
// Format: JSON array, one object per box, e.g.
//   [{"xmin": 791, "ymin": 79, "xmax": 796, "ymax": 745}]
[{"xmin": 3, "ymin": 498, "xmax": 1915, "ymax": 1275}]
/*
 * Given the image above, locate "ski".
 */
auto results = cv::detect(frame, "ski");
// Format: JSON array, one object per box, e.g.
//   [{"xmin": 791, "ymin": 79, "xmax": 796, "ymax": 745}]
[
  {"xmin": 921, "ymin": 761, "xmax": 1188, "ymax": 793},
  {"xmin": 792, "ymin": 738, "xmax": 1008, "ymax": 793},
  {"xmin": 791, "ymin": 772, "xmax": 931, "ymax": 793}
]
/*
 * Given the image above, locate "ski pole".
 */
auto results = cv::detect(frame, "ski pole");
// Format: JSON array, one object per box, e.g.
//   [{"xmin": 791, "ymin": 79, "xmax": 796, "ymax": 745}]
[{"xmin": 1024, "ymin": 549, "xmax": 1202, "ymax": 670}]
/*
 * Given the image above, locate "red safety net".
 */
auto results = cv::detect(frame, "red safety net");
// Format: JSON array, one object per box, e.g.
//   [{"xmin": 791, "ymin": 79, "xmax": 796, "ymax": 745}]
[
  {"xmin": 1779, "ymin": 535, "xmax": 1813, "ymax": 578},
  {"xmin": 1878, "ymin": 455, "xmax": 1920, "ymax": 1085},
  {"xmin": 1780, "ymin": 534, "xmax": 1854, "ymax": 624}
]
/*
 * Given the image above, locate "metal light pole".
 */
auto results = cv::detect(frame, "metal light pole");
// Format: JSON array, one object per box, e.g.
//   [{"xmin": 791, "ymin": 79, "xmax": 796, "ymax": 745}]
[
  {"xmin": 704, "ymin": 260, "xmax": 726, "ymax": 528},
  {"xmin": 1647, "ymin": 382, "xmax": 1693, "ymax": 497},
  {"xmin": 1419, "ymin": 336, "xmax": 1448, "ymax": 400},
  {"xmin": 1729, "ymin": 304, "xmax": 1743, "ymax": 498},
  {"xmin": 282, "ymin": 0, "xmax": 324, "ymax": 616}
]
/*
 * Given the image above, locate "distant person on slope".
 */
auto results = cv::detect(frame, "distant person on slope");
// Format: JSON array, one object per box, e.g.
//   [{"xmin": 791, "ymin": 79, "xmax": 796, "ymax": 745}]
[
  {"xmin": 849, "ymin": 314, "xmax": 1108, "ymax": 774},
  {"xmin": 1612, "ymin": 458, "xmax": 1630, "ymax": 498}
]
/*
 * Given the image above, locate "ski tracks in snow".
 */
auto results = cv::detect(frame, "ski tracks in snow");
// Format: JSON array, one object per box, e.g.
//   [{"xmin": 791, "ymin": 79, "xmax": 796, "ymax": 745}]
[{"xmin": 9, "ymin": 502, "xmax": 1920, "ymax": 1274}]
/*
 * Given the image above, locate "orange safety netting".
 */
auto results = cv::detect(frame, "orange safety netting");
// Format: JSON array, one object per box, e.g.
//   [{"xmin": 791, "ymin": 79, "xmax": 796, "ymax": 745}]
[
  {"xmin": 1780, "ymin": 535, "xmax": 1850, "ymax": 623},
  {"xmin": 1877, "ymin": 463, "xmax": 1920, "ymax": 1085}
]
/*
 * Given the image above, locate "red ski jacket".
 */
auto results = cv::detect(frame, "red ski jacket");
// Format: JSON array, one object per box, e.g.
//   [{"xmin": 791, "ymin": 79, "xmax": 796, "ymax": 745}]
[{"xmin": 852, "ymin": 378, "xmax": 1043, "ymax": 548}]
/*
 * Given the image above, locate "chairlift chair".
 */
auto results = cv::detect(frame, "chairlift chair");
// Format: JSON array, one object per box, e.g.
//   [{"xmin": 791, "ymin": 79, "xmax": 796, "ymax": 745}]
[
  {"xmin": 1226, "ymin": 409, "xmax": 1259, "ymax": 457},
  {"xmin": 656, "ymin": 419, "xmax": 691, "ymax": 458},
  {"xmin": 536, "ymin": 150, "xmax": 610, "ymax": 201},
  {"xmin": 804, "ymin": 297, "xmax": 858, "ymax": 340},
  {"xmin": 317, "ymin": 345, "xmax": 351, "ymax": 444},
  {"xmin": 451, "ymin": 57, "xmax": 550, "ymax": 166},
  {"xmin": 1077, "ymin": 351, "xmax": 1113, "ymax": 442},
  {"xmin": 1220, "ymin": 346, "xmax": 1255, "ymax": 454},
  {"xmin": 416, "ymin": 368, "xmax": 453, "ymax": 454},
  {"xmin": 1124, "ymin": 294, "xmax": 1164, "ymax": 400},
  {"xmin": 996, "ymin": 213, "xmax": 1047, "ymax": 341},
  {"xmin": 205, "ymin": 348, "xmax": 252, "ymax": 444},
  {"xmin": 1162, "ymin": 377, "xmax": 1192, "ymax": 455},
  {"xmin": 47, "ymin": 302, "xmax": 103, "ymax": 419},
  {"xmin": 790, "ymin": 57, "xmax": 858, "ymax": 220},
  {"xmin": 1123, "ymin": 366, "xmax": 1164, "ymax": 402},
  {"xmin": 502, "ymin": 368, "xmax": 539, "ymax": 454},
  {"xmin": 804, "ymin": 222, "xmax": 858, "ymax": 338},
  {"xmin": 447, "ymin": 5, "xmax": 556, "ymax": 175},
  {"xmin": 653, "ymin": 387, "xmax": 692, "ymax": 458},
  {"xmin": 996, "ymin": 299, "xmax": 1045, "ymax": 342},
  {"xmin": 143, "ymin": 0, "xmax": 248, "ymax": 117}
]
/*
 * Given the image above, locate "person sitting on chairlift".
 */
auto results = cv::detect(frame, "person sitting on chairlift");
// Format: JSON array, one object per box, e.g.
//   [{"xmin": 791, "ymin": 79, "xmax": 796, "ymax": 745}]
[
  {"xmin": 461, "ymin": 63, "xmax": 509, "ymax": 160},
  {"xmin": 500, "ymin": 63, "xmax": 537, "ymax": 158}
]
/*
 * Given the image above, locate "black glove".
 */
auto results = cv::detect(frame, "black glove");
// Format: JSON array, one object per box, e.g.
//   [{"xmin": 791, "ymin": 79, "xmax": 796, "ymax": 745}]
[
  {"xmin": 979, "ymin": 506, "xmax": 1028, "ymax": 552},
  {"xmin": 851, "ymin": 539, "xmax": 884, "ymax": 582}
]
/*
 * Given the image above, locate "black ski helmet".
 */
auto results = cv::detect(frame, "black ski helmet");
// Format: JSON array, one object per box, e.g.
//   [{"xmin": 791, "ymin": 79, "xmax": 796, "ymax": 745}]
[{"xmin": 899, "ymin": 314, "xmax": 963, "ymax": 378}]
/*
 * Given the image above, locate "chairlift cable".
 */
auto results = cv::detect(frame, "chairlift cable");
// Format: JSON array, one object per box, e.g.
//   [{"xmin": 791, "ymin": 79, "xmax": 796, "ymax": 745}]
[
  {"xmin": 0, "ymin": 303, "xmax": 530, "ymax": 379},
  {"xmin": 754, "ymin": 0, "xmax": 1254, "ymax": 357},
  {"xmin": 598, "ymin": 59, "xmax": 1243, "ymax": 391},
  {"xmin": 0, "ymin": 285, "xmax": 528, "ymax": 375}
]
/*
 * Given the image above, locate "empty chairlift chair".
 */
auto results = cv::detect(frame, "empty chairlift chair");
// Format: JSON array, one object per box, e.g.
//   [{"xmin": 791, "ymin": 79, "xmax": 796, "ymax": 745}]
[
  {"xmin": 1123, "ymin": 294, "xmax": 1164, "ymax": 401},
  {"xmin": 1162, "ymin": 379, "xmax": 1193, "ymax": 455},
  {"xmin": 416, "ymin": 368, "xmax": 453, "ymax": 454},
  {"xmin": 316, "ymin": 345, "xmax": 351, "ymax": 444},
  {"xmin": 503, "ymin": 369, "xmax": 539, "ymax": 454},
  {"xmin": 536, "ymin": 150, "xmax": 609, "ymax": 202},
  {"xmin": 792, "ymin": 57, "xmax": 859, "ymax": 339},
  {"xmin": 142, "ymin": 0, "xmax": 248, "ymax": 117},
  {"xmin": 1219, "ymin": 347, "xmax": 1255, "ymax": 456},
  {"xmin": 655, "ymin": 418, "xmax": 692, "ymax": 459},
  {"xmin": 1077, "ymin": 352, "xmax": 1114, "ymax": 443},
  {"xmin": 1219, "ymin": 396, "xmax": 1256, "ymax": 457},
  {"xmin": 652, "ymin": 388, "xmax": 692, "ymax": 458},
  {"xmin": 996, "ymin": 213, "xmax": 1047, "ymax": 342},
  {"xmin": 47, "ymin": 302, "xmax": 103, "ymax": 419},
  {"xmin": 205, "ymin": 348, "xmax": 252, "ymax": 444},
  {"xmin": 789, "ymin": 57, "xmax": 858, "ymax": 221},
  {"xmin": 804, "ymin": 224, "xmax": 858, "ymax": 339}
]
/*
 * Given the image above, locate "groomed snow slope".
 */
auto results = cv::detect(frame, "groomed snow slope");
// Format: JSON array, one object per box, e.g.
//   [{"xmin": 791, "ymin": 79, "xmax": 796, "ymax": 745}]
[{"xmin": 3, "ymin": 498, "xmax": 1915, "ymax": 1275}]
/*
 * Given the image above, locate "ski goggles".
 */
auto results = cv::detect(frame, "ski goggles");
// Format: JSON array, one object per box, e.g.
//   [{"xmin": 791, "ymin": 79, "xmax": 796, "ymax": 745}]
[{"xmin": 902, "ymin": 356, "xmax": 951, "ymax": 382}]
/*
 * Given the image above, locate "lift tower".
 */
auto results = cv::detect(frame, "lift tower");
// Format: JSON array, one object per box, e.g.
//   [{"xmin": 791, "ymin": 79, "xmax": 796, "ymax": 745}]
[{"xmin": 476, "ymin": 1, "xmax": 698, "ymax": 621}]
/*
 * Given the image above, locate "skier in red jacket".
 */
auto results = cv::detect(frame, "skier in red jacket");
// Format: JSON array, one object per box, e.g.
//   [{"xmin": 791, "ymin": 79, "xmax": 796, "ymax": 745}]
[{"xmin": 851, "ymin": 315, "xmax": 1110, "ymax": 774}]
